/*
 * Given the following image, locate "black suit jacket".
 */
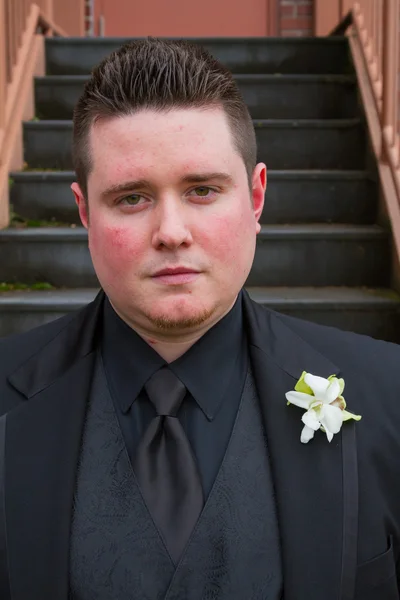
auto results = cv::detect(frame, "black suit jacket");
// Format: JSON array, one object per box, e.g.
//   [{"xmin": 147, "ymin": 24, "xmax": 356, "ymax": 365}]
[{"xmin": 0, "ymin": 289, "xmax": 399, "ymax": 600}]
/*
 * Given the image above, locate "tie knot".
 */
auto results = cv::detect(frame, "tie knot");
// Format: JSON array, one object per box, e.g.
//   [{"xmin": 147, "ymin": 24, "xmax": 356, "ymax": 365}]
[{"xmin": 144, "ymin": 367, "xmax": 186, "ymax": 416}]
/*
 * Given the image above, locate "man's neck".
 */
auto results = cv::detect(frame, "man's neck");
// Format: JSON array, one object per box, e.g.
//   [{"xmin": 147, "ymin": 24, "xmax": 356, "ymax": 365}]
[
  {"xmin": 139, "ymin": 333, "xmax": 205, "ymax": 363},
  {"xmin": 110, "ymin": 299, "xmax": 237, "ymax": 363}
]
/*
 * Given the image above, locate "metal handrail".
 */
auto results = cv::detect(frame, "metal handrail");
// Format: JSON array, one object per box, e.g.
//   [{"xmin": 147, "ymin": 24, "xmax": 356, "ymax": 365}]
[
  {"xmin": 351, "ymin": 0, "xmax": 400, "ymax": 262},
  {"xmin": 0, "ymin": 0, "xmax": 83, "ymax": 228},
  {"xmin": 353, "ymin": 0, "xmax": 399, "ymax": 162},
  {"xmin": 316, "ymin": 0, "xmax": 400, "ymax": 261}
]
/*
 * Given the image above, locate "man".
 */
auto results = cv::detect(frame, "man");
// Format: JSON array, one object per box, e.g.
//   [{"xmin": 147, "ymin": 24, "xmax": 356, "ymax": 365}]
[{"xmin": 0, "ymin": 37, "xmax": 399, "ymax": 600}]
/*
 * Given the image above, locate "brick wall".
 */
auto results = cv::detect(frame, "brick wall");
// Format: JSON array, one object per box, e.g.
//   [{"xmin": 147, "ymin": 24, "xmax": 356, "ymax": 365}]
[
  {"xmin": 83, "ymin": 0, "xmax": 315, "ymax": 37},
  {"xmin": 279, "ymin": 0, "xmax": 314, "ymax": 36}
]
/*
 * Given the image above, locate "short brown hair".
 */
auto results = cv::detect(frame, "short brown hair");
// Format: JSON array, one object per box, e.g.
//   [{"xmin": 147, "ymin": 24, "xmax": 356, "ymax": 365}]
[{"xmin": 72, "ymin": 37, "xmax": 257, "ymax": 199}]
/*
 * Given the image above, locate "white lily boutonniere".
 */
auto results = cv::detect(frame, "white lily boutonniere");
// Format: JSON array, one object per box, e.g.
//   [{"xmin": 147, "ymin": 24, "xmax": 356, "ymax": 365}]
[{"xmin": 285, "ymin": 371, "xmax": 362, "ymax": 444}]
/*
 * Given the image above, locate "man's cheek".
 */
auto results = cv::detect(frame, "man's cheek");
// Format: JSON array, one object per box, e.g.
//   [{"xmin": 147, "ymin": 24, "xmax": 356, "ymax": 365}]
[
  {"xmin": 204, "ymin": 218, "xmax": 243, "ymax": 259},
  {"xmin": 89, "ymin": 225, "xmax": 143, "ymax": 269}
]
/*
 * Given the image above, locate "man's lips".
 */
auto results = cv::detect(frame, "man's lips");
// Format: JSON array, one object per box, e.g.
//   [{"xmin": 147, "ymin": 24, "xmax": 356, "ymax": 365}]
[
  {"xmin": 152, "ymin": 267, "xmax": 200, "ymax": 277},
  {"xmin": 151, "ymin": 267, "xmax": 201, "ymax": 285}
]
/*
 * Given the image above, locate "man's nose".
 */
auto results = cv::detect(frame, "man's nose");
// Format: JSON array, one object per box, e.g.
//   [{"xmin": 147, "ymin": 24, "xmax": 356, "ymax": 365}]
[{"xmin": 151, "ymin": 200, "xmax": 193, "ymax": 250}]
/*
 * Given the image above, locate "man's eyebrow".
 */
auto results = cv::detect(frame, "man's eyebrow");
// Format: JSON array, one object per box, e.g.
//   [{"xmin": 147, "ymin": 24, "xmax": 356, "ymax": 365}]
[
  {"xmin": 101, "ymin": 180, "xmax": 151, "ymax": 197},
  {"xmin": 101, "ymin": 172, "xmax": 234, "ymax": 197},
  {"xmin": 180, "ymin": 172, "xmax": 234, "ymax": 185}
]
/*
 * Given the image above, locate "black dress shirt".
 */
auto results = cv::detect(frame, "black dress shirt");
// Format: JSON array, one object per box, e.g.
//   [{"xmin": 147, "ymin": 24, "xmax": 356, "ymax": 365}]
[{"xmin": 101, "ymin": 292, "xmax": 248, "ymax": 498}]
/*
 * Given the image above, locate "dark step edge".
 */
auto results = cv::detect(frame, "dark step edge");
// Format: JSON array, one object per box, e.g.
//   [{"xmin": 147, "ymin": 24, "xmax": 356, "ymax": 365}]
[
  {"xmin": 268, "ymin": 170, "xmax": 372, "ymax": 181},
  {"xmin": 1, "ymin": 286, "xmax": 398, "ymax": 311},
  {"xmin": 0, "ymin": 225, "xmax": 387, "ymax": 241},
  {"xmin": 10, "ymin": 171, "xmax": 76, "ymax": 181},
  {"xmin": 0, "ymin": 227, "xmax": 87, "ymax": 241},
  {"xmin": 0, "ymin": 289, "xmax": 98, "ymax": 310},
  {"xmin": 36, "ymin": 74, "xmax": 357, "ymax": 83},
  {"xmin": 247, "ymin": 287, "xmax": 400, "ymax": 309},
  {"xmin": 9, "ymin": 169, "xmax": 373, "ymax": 182},
  {"xmin": 258, "ymin": 225, "xmax": 386, "ymax": 240},
  {"xmin": 24, "ymin": 118, "xmax": 363, "ymax": 130},
  {"xmin": 46, "ymin": 36, "xmax": 349, "ymax": 45},
  {"xmin": 253, "ymin": 118, "xmax": 361, "ymax": 128}
]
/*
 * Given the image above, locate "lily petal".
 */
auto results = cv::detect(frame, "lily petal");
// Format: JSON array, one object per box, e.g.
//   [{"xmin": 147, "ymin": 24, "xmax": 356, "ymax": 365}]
[
  {"xmin": 325, "ymin": 429, "xmax": 334, "ymax": 442},
  {"xmin": 301, "ymin": 425, "xmax": 316, "ymax": 444},
  {"xmin": 325, "ymin": 378, "xmax": 341, "ymax": 404},
  {"xmin": 294, "ymin": 371, "xmax": 314, "ymax": 395},
  {"xmin": 328, "ymin": 375, "xmax": 345, "ymax": 396},
  {"xmin": 342, "ymin": 410, "xmax": 362, "ymax": 422},
  {"xmin": 302, "ymin": 409, "xmax": 321, "ymax": 431},
  {"xmin": 331, "ymin": 396, "xmax": 346, "ymax": 410},
  {"xmin": 285, "ymin": 391, "xmax": 312, "ymax": 409},
  {"xmin": 304, "ymin": 373, "xmax": 330, "ymax": 399},
  {"xmin": 319, "ymin": 404, "xmax": 343, "ymax": 435}
]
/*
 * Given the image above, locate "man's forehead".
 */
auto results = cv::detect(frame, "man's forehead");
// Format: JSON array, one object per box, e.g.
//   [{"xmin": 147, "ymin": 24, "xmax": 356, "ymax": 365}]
[
  {"xmin": 90, "ymin": 107, "xmax": 232, "ymax": 145},
  {"xmin": 92, "ymin": 106, "xmax": 228, "ymax": 131},
  {"xmin": 87, "ymin": 108, "xmax": 242, "ymax": 188}
]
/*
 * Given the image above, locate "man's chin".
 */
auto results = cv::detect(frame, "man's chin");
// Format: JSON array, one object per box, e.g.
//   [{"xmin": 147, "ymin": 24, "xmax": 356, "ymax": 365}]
[{"xmin": 144, "ymin": 301, "xmax": 215, "ymax": 332}]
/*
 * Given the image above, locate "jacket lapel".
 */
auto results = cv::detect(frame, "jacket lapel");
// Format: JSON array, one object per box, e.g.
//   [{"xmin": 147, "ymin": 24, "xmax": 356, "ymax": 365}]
[
  {"xmin": 242, "ymin": 291, "xmax": 358, "ymax": 600},
  {"xmin": 4, "ymin": 291, "xmax": 105, "ymax": 600}
]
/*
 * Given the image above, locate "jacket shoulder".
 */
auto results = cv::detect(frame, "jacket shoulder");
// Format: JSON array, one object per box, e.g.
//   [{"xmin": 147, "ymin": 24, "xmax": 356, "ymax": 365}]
[
  {"xmin": 274, "ymin": 310, "xmax": 400, "ymax": 367},
  {"xmin": 0, "ymin": 313, "xmax": 76, "ymax": 376},
  {"xmin": 0, "ymin": 292, "xmax": 104, "ymax": 416}
]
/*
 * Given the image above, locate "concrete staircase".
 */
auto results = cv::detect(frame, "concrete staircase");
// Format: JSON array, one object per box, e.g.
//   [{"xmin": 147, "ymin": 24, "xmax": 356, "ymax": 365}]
[{"xmin": 2, "ymin": 36, "xmax": 400, "ymax": 341}]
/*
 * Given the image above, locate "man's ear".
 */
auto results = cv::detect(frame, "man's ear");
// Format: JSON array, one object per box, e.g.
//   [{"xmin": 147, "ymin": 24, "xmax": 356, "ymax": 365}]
[
  {"xmin": 252, "ymin": 163, "xmax": 267, "ymax": 234},
  {"xmin": 71, "ymin": 182, "xmax": 89, "ymax": 229}
]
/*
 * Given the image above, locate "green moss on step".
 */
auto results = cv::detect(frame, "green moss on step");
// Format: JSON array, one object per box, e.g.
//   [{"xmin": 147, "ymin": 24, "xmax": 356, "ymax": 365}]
[
  {"xmin": 0, "ymin": 282, "xmax": 55, "ymax": 292},
  {"xmin": 9, "ymin": 211, "xmax": 74, "ymax": 229},
  {"xmin": 363, "ymin": 287, "xmax": 400, "ymax": 301},
  {"xmin": 22, "ymin": 164, "xmax": 61, "ymax": 172}
]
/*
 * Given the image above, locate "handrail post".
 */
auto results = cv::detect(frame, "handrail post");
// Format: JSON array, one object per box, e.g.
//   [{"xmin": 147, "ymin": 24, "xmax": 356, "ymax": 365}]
[
  {"xmin": 44, "ymin": 0, "xmax": 54, "ymax": 35},
  {"xmin": 0, "ymin": 0, "xmax": 6, "ymax": 148},
  {"xmin": 382, "ymin": 0, "xmax": 399, "ymax": 163}
]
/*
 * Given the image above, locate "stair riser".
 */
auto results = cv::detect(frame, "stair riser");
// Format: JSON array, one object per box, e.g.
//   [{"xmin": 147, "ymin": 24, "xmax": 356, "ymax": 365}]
[
  {"xmin": 0, "ymin": 240, "xmax": 97, "ymax": 287},
  {"xmin": 1, "ymin": 303, "xmax": 398, "ymax": 342},
  {"xmin": 0, "ymin": 236, "xmax": 389, "ymax": 288},
  {"xmin": 0, "ymin": 311, "xmax": 70, "ymax": 338},
  {"xmin": 35, "ymin": 77, "xmax": 358, "ymax": 120},
  {"xmin": 264, "ymin": 177, "xmax": 377, "ymax": 224},
  {"xmin": 249, "ymin": 236, "xmax": 389, "ymax": 286},
  {"xmin": 10, "ymin": 178, "xmax": 79, "ymax": 223},
  {"xmin": 10, "ymin": 175, "xmax": 377, "ymax": 225},
  {"xmin": 277, "ymin": 307, "xmax": 400, "ymax": 343},
  {"xmin": 46, "ymin": 38, "xmax": 353, "ymax": 76},
  {"xmin": 23, "ymin": 122, "xmax": 367, "ymax": 170}
]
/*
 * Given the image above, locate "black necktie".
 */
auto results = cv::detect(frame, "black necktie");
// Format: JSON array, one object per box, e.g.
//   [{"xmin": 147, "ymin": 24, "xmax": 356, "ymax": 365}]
[{"xmin": 133, "ymin": 367, "xmax": 204, "ymax": 564}]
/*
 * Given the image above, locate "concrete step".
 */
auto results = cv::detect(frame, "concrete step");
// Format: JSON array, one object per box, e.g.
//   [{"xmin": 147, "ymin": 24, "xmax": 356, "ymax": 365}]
[
  {"xmin": 35, "ymin": 74, "xmax": 358, "ymax": 120},
  {"xmin": 9, "ymin": 170, "xmax": 378, "ymax": 225},
  {"xmin": 0, "ymin": 225, "xmax": 389, "ymax": 288},
  {"xmin": 23, "ymin": 118, "xmax": 367, "ymax": 171},
  {"xmin": 45, "ymin": 37, "xmax": 353, "ymax": 76},
  {"xmin": 248, "ymin": 286, "xmax": 400, "ymax": 343},
  {"xmin": 0, "ymin": 286, "xmax": 399, "ymax": 342}
]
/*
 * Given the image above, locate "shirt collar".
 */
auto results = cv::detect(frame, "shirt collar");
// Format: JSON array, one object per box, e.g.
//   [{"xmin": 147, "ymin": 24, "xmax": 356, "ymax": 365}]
[{"xmin": 101, "ymin": 292, "xmax": 245, "ymax": 419}]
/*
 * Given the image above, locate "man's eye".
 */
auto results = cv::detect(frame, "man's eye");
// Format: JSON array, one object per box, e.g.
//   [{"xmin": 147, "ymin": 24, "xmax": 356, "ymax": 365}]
[
  {"xmin": 192, "ymin": 187, "xmax": 214, "ymax": 197},
  {"xmin": 120, "ymin": 195, "xmax": 142, "ymax": 205}
]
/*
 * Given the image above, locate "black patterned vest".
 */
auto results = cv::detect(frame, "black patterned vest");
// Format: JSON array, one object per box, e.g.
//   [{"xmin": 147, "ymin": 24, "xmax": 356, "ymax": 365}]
[{"xmin": 69, "ymin": 352, "xmax": 283, "ymax": 600}]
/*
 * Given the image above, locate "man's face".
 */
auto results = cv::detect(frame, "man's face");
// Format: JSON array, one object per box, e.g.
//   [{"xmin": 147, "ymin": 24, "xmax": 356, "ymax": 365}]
[{"xmin": 72, "ymin": 107, "xmax": 266, "ymax": 335}]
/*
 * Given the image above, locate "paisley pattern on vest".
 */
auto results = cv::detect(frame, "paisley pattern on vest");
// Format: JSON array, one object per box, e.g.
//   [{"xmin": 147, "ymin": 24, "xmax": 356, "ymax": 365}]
[{"xmin": 69, "ymin": 353, "xmax": 283, "ymax": 600}]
